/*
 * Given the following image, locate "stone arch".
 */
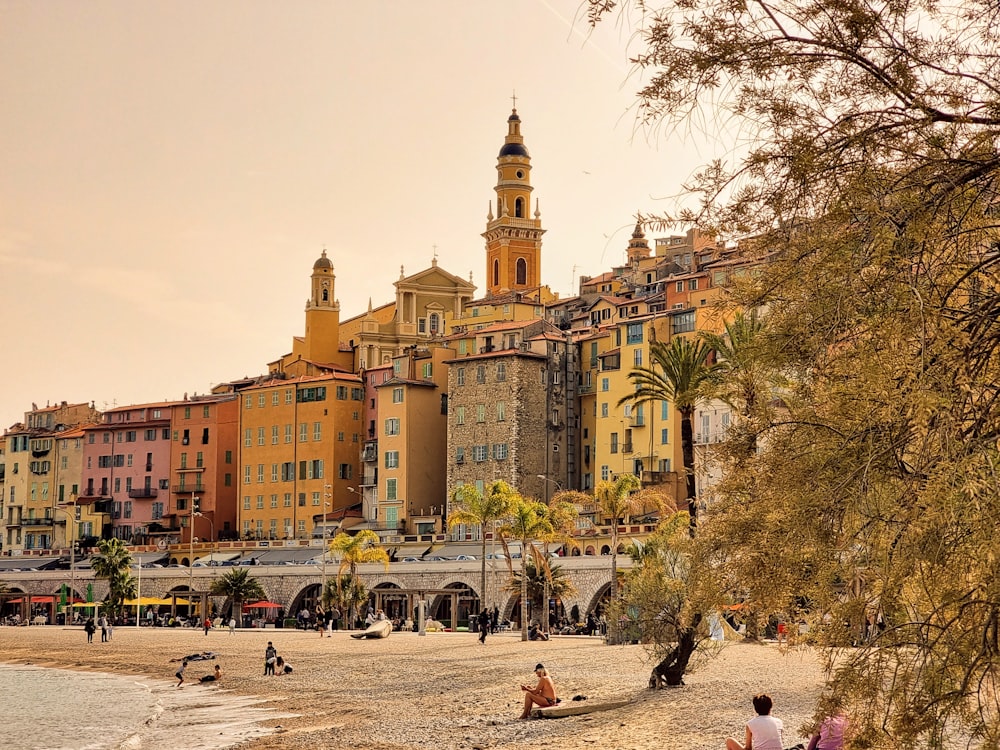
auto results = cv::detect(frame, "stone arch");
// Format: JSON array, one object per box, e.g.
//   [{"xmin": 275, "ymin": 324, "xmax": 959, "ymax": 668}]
[
  {"xmin": 571, "ymin": 548, "xmax": 581, "ymax": 556},
  {"xmin": 600, "ymin": 544, "xmax": 612, "ymax": 555},
  {"xmin": 584, "ymin": 545, "xmax": 597, "ymax": 556},
  {"xmin": 586, "ymin": 581, "xmax": 615, "ymax": 617},
  {"xmin": 372, "ymin": 582, "xmax": 407, "ymax": 621},
  {"xmin": 288, "ymin": 583, "xmax": 323, "ymax": 621},
  {"xmin": 428, "ymin": 581, "xmax": 477, "ymax": 629}
]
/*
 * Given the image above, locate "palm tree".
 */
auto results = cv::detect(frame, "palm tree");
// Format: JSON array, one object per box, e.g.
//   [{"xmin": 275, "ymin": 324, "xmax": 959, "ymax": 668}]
[
  {"xmin": 209, "ymin": 568, "xmax": 266, "ymax": 621},
  {"xmin": 538, "ymin": 494, "xmax": 580, "ymax": 629},
  {"xmin": 91, "ymin": 538, "xmax": 136, "ymax": 617},
  {"xmin": 497, "ymin": 495, "xmax": 554, "ymax": 641},
  {"xmin": 509, "ymin": 559, "xmax": 578, "ymax": 618},
  {"xmin": 594, "ymin": 475, "xmax": 642, "ymax": 599},
  {"xmin": 619, "ymin": 336, "xmax": 717, "ymax": 534},
  {"xmin": 329, "ymin": 530, "xmax": 389, "ymax": 627},
  {"xmin": 448, "ymin": 480, "xmax": 517, "ymax": 612}
]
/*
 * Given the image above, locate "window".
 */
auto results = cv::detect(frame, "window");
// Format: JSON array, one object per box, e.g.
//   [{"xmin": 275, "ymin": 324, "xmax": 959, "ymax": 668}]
[
  {"xmin": 336, "ymin": 385, "xmax": 348, "ymax": 400},
  {"xmin": 243, "ymin": 496, "xmax": 251, "ymax": 510},
  {"xmin": 270, "ymin": 494, "xmax": 279, "ymax": 508},
  {"xmin": 661, "ymin": 428, "xmax": 669, "ymax": 444},
  {"xmin": 257, "ymin": 464, "xmax": 265, "ymax": 483},
  {"xmin": 688, "ymin": 278, "xmax": 698, "ymax": 290},
  {"xmin": 339, "ymin": 464, "xmax": 352, "ymax": 479},
  {"xmin": 676, "ymin": 280, "xmax": 684, "ymax": 292},
  {"xmin": 496, "ymin": 401, "xmax": 506, "ymax": 421},
  {"xmin": 476, "ymin": 365, "xmax": 486, "ymax": 383},
  {"xmin": 422, "ymin": 362, "xmax": 432, "ymax": 378},
  {"xmin": 610, "ymin": 433, "xmax": 619, "ymax": 454},
  {"xmin": 385, "ymin": 451, "xmax": 399, "ymax": 469},
  {"xmin": 626, "ymin": 323, "xmax": 644, "ymax": 344},
  {"xmin": 673, "ymin": 311, "xmax": 696, "ymax": 334},
  {"xmin": 256, "ymin": 495, "xmax": 265, "ymax": 509},
  {"xmin": 601, "ymin": 377, "xmax": 609, "ymax": 392},
  {"xmin": 472, "ymin": 445, "xmax": 488, "ymax": 462},
  {"xmin": 281, "ymin": 462, "xmax": 294, "ymax": 481},
  {"xmin": 392, "ymin": 388, "xmax": 404, "ymax": 403},
  {"xmin": 245, "ymin": 397, "xmax": 252, "ymax": 409},
  {"xmin": 386, "ymin": 478, "xmax": 397, "ymax": 501},
  {"xmin": 311, "ymin": 459, "xmax": 324, "ymax": 479},
  {"xmin": 456, "ymin": 406, "xmax": 465, "ymax": 425},
  {"xmin": 456, "ymin": 368, "xmax": 465, "ymax": 386},
  {"xmin": 476, "ymin": 404, "xmax": 486, "ymax": 423},
  {"xmin": 299, "ymin": 423, "xmax": 308, "ymax": 442},
  {"xmin": 257, "ymin": 427, "xmax": 265, "ymax": 446},
  {"xmin": 385, "ymin": 418, "xmax": 400, "ymax": 435},
  {"xmin": 285, "ymin": 424, "xmax": 293, "ymax": 443},
  {"xmin": 271, "ymin": 464, "xmax": 279, "ymax": 482},
  {"xmin": 271, "ymin": 392, "xmax": 279, "ymax": 406},
  {"xmin": 601, "ymin": 403, "xmax": 609, "ymax": 418},
  {"xmin": 496, "ymin": 363, "xmax": 506, "ymax": 381},
  {"xmin": 492, "ymin": 443, "xmax": 508, "ymax": 460},
  {"xmin": 312, "ymin": 492, "xmax": 321, "ymax": 506},
  {"xmin": 244, "ymin": 465, "xmax": 251, "ymax": 484},
  {"xmin": 516, "ymin": 257, "xmax": 527, "ymax": 284},
  {"xmin": 601, "ymin": 465, "xmax": 610, "ymax": 481},
  {"xmin": 297, "ymin": 386, "xmax": 327, "ymax": 403},
  {"xmin": 285, "ymin": 389, "xmax": 293, "ymax": 404},
  {"xmin": 456, "ymin": 447, "xmax": 465, "ymax": 464},
  {"xmin": 284, "ymin": 493, "xmax": 292, "ymax": 507},
  {"xmin": 313, "ymin": 422, "xmax": 322, "ymax": 441},
  {"xmin": 162, "ymin": 428, "xmax": 170, "ymax": 440},
  {"xmin": 144, "ymin": 429, "xmax": 156, "ymax": 441}
]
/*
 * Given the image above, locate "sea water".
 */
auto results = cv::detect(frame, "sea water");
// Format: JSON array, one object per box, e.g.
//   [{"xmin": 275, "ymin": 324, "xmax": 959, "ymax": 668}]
[{"xmin": 0, "ymin": 664, "xmax": 285, "ymax": 750}]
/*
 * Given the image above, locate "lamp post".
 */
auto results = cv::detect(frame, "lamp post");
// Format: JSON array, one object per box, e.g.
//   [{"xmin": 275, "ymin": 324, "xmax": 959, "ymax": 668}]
[
  {"xmin": 58, "ymin": 496, "xmax": 78, "ymax": 624},
  {"xmin": 322, "ymin": 485, "xmax": 332, "ymax": 607},
  {"xmin": 536, "ymin": 474, "xmax": 562, "ymax": 502},
  {"xmin": 189, "ymin": 495, "xmax": 199, "ymax": 619}
]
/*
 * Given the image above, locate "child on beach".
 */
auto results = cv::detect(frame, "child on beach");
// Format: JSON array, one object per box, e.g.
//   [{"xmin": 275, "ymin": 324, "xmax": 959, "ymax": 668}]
[
  {"xmin": 175, "ymin": 659, "xmax": 188, "ymax": 687},
  {"xmin": 275, "ymin": 656, "xmax": 293, "ymax": 674},
  {"xmin": 264, "ymin": 642, "xmax": 277, "ymax": 676},
  {"xmin": 199, "ymin": 664, "xmax": 222, "ymax": 683}
]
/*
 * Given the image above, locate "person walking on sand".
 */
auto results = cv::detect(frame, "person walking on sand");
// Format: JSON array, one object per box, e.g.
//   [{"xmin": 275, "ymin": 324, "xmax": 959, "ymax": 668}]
[
  {"xmin": 228, "ymin": 616, "xmax": 236, "ymax": 634},
  {"xmin": 203, "ymin": 616, "xmax": 212, "ymax": 635},
  {"xmin": 518, "ymin": 663, "xmax": 558, "ymax": 719},
  {"xmin": 478, "ymin": 609, "xmax": 491, "ymax": 644},
  {"xmin": 84, "ymin": 617, "xmax": 96, "ymax": 643},
  {"xmin": 264, "ymin": 641, "xmax": 277, "ymax": 676},
  {"xmin": 726, "ymin": 693, "xmax": 785, "ymax": 750},
  {"xmin": 175, "ymin": 658, "xmax": 188, "ymax": 687}
]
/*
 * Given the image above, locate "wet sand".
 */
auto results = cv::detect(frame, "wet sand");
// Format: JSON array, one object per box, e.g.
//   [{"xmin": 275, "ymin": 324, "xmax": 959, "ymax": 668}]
[{"xmin": 0, "ymin": 625, "xmax": 829, "ymax": 749}]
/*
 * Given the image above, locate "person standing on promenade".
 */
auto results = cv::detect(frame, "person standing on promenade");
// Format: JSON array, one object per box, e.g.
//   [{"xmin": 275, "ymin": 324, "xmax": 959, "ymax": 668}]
[
  {"xmin": 264, "ymin": 641, "xmax": 277, "ymax": 676},
  {"xmin": 478, "ymin": 609, "xmax": 491, "ymax": 644},
  {"xmin": 175, "ymin": 659, "xmax": 188, "ymax": 687},
  {"xmin": 725, "ymin": 694, "xmax": 785, "ymax": 750},
  {"xmin": 98, "ymin": 614, "xmax": 108, "ymax": 642},
  {"xmin": 84, "ymin": 617, "xmax": 96, "ymax": 643},
  {"xmin": 329, "ymin": 605, "xmax": 340, "ymax": 634}
]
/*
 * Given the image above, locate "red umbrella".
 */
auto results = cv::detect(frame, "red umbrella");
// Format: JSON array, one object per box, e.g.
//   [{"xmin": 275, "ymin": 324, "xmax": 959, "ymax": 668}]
[{"xmin": 243, "ymin": 601, "xmax": 282, "ymax": 610}]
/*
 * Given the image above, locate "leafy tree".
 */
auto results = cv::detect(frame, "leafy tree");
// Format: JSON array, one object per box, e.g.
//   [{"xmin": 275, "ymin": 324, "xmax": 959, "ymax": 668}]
[
  {"xmin": 619, "ymin": 337, "xmax": 717, "ymax": 533},
  {"xmin": 448, "ymin": 480, "xmax": 518, "ymax": 611},
  {"xmin": 593, "ymin": 475, "xmax": 641, "ymax": 601},
  {"xmin": 537, "ymin": 493, "xmax": 580, "ymax": 627},
  {"xmin": 592, "ymin": 0, "xmax": 1000, "ymax": 743},
  {"xmin": 612, "ymin": 511, "xmax": 708, "ymax": 687},
  {"xmin": 508, "ymin": 559, "xmax": 578, "ymax": 618},
  {"xmin": 497, "ymin": 495, "xmax": 554, "ymax": 641},
  {"xmin": 329, "ymin": 573, "xmax": 367, "ymax": 627},
  {"xmin": 90, "ymin": 538, "xmax": 136, "ymax": 617},
  {"xmin": 209, "ymin": 568, "xmax": 265, "ymax": 620},
  {"xmin": 329, "ymin": 530, "xmax": 389, "ymax": 627}
]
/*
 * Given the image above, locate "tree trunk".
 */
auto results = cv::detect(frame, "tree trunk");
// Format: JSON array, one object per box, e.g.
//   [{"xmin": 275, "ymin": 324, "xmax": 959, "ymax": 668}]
[
  {"xmin": 650, "ymin": 614, "xmax": 702, "ymax": 688},
  {"xmin": 680, "ymin": 409, "xmax": 697, "ymax": 535}
]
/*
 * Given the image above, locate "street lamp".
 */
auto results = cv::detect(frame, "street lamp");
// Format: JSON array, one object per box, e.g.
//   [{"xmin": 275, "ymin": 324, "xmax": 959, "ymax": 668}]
[
  {"xmin": 57, "ymin": 496, "xmax": 78, "ymax": 624},
  {"xmin": 188, "ymin": 495, "xmax": 199, "ymax": 619},
  {"xmin": 322, "ymin": 484, "xmax": 333, "ymax": 607},
  {"xmin": 536, "ymin": 474, "xmax": 562, "ymax": 502}
]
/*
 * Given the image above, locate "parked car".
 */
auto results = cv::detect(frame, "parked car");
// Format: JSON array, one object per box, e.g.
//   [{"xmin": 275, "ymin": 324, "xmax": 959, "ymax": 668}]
[
  {"xmin": 424, "ymin": 556, "xmax": 447, "ymax": 562},
  {"xmin": 455, "ymin": 554, "xmax": 477, "ymax": 561},
  {"xmin": 400, "ymin": 557, "xmax": 420, "ymax": 562}
]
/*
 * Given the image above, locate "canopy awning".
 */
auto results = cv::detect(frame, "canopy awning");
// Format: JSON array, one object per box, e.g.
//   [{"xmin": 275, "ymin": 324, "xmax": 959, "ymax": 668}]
[
  {"xmin": 252, "ymin": 549, "xmax": 322, "ymax": 565},
  {"xmin": 123, "ymin": 596, "xmax": 189, "ymax": 606},
  {"xmin": 193, "ymin": 552, "xmax": 241, "ymax": 564},
  {"xmin": 0, "ymin": 557, "xmax": 61, "ymax": 571}
]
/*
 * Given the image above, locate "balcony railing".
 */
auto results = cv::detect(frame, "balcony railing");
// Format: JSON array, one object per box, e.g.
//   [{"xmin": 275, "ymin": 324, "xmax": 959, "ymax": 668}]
[
  {"xmin": 172, "ymin": 485, "xmax": 204, "ymax": 493},
  {"xmin": 128, "ymin": 488, "xmax": 158, "ymax": 499},
  {"xmin": 22, "ymin": 517, "xmax": 57, "ymax": 526}
]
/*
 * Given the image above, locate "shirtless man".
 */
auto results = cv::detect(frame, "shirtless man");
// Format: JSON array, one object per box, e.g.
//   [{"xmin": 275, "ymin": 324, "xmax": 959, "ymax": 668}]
[
  {"xmin": 519, "ymin": 663, "xmax": 557, "ymax": 719},
  {"xmin": 199, "ymin": 664, "xmax": 222, "ymax": 684}
]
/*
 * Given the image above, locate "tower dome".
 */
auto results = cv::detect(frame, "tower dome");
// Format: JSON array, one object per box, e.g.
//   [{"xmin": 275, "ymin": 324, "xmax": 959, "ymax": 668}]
[{"xmin": 313, "ymin": 250, "xmax": 333, "ymax": 270}]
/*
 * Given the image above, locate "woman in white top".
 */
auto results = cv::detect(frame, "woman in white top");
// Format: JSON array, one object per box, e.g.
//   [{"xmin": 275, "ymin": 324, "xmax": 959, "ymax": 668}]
[{"xmin": 726, "ymin": 693, "xmax": 784, "ymax": 750}]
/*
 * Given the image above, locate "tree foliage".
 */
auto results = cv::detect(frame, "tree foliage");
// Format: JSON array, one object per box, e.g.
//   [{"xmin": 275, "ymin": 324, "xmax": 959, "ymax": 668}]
[
  {"xmin": 497, "ymin": 495, "xmax": 554, "ymax": 641},
  {"xmin": 209, "ymin": 568, "xmax": 266, "ymax": 619},
  {"xmin": 592, "ymin": 0, "xmax": 1000, "ymax": 745},
  {"xmin": 448, "ymin": 480, "xmax": 518, "ymax": 610},
  {"xmin": 329, "ymin": 530, "xmax": 389, "ymax": 627},
  {"xmin": 90, "ymin": 538, "xmax": 135, "ymax": 617}
]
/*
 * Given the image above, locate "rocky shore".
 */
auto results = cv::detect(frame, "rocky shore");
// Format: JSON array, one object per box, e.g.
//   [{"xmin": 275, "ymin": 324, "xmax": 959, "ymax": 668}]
[{"xmin": 0, "ymin": 625, "xmax": 829, "ymax": 749}]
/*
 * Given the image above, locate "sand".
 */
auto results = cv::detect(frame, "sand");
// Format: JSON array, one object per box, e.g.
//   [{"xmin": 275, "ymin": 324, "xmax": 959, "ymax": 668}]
[{"xmin": 0, "ymin": 625, "xmax": 829, "ymax": 750}]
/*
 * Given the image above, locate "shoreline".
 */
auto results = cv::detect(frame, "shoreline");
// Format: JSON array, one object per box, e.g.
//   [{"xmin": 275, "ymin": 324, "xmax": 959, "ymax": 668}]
[{"xmin": 0, "ymin": 626, "xmax": 829, "ymax": 749}]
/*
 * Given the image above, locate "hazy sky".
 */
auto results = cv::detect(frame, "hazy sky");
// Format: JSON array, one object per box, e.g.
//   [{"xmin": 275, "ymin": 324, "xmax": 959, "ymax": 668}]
[{"xmin": 0, "ymin": 1, "xmax": 715, "ymax": 427}]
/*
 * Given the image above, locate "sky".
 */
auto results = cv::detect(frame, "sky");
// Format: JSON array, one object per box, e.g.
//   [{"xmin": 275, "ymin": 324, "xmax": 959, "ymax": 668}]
[{"xmin": 0, "ymin": 0, "xmax": 716, "ymax": 428}]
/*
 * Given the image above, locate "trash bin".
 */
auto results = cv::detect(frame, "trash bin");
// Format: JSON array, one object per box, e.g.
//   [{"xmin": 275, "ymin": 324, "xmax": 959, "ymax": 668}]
[{"xmin": 56, "ymin": 613, "xmax": 66, "ymax": 626}]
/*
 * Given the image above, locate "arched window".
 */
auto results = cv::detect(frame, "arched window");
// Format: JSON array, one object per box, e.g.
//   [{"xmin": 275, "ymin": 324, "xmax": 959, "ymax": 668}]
[
  {"xmin": 516, "ymin": 258, "xmax": 527, "ymax": 285},
  {"xmin": 493, "ymin": 258, "xmax": 500, "ymax": 286},
  {"xmin": 322, "ymin": 289, "xmax": 329, "ymax": 302},
  {"xmin": 515, "ymin": 197, "xmax": 524, "ymax": 218}
]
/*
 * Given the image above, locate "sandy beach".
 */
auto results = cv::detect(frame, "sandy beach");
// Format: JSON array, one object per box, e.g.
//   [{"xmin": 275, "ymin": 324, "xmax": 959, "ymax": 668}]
[{"xmin": 0, "ymin": 625, "xmax": 829, "ymax": 750}]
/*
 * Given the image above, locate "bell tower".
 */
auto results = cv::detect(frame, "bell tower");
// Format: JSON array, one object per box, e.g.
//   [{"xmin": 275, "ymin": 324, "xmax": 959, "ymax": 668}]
[
  {"xmin": 483, "ymin": 105, "xmax": 545, "ymax": 297},
  {"xmin": 303, "ymin": 250, "xmax": 340, "ymax": 363}
]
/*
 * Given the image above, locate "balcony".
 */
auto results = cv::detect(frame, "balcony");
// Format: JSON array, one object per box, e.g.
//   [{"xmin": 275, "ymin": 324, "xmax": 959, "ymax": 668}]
[
  {"xmin": 623, "ymin": 442, "xmax": 633, "ymax": 453},
  {"xmin": 642, "ymin": 470, "xmax": 674, "ymax": 485},
  {"xmin": 578, "ymin": 383, "xmax": 594, "ymax": 395},
  {"xmin": 176, "ymin": 466, "xmax": 205, "ymax": 473},
  {"xmin": 128, "ymin": 488, "xmax": 158, "ymax": 499},
  {"xmin": 172, "ymin": 485, "xmax": 205, "ymax": 493},
  {"xmin": 22, "ymin": 517, "xmax": 57, "ymax": 527}
]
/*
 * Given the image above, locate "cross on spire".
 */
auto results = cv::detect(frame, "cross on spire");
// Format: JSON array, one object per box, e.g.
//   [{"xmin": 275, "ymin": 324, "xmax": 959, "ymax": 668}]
[{"xmin": 511, "ymin": 90, "xmax": 517, "ymax": 110}]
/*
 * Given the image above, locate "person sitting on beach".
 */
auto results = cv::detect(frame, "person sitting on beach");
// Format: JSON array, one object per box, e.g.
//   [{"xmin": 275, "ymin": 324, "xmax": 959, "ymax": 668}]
[
  {"xmin": 275, "ymin": 656, "xmax": 293, "ymax": 675},
  {"xmin": 726, "ymin": 693, "xmax": 784, "ymax": 750},
  {"xmin": 528, "ymin": 622, "xmax": 549, "ymax": 641},
  {"xmin": 806, "ymin": 712, "xmax": 848, "ymax": 750},
  {"xmin": 199, "ymin": 664, "xmax": 222, "ymax": 683},
  {"xmin": 518, "ymin": 663, "xmax": 558, "ymax": 719}
]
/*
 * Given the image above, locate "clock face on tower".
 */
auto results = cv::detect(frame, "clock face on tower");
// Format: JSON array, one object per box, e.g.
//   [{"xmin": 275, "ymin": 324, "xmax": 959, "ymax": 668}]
[{"xmin": 322, "ymin": 280, "xmax": 329, "ymax": 288}]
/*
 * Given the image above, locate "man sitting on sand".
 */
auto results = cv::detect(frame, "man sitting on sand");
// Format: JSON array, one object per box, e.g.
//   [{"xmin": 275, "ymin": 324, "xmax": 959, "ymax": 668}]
[
  {"xmin": 519, "ymin": 663, "xmax": 558, "ymax": 719},
  {"xmin": 199, "ymin": 664, "xmax": 222, "ymax": 683},
  {"xmin": 726, "ymin": 693, "xmax": 785, "ymax": 750}
]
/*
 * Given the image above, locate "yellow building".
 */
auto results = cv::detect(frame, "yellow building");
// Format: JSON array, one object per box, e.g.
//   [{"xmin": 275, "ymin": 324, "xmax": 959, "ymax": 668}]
[{"xmin": 237, "ymin": 373, "xmax": 363, "ymax": 540}]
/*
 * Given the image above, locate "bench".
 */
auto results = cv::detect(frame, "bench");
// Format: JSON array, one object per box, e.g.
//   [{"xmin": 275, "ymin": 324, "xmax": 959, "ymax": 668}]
[{"xmin": 532, "ymin": 698, "xmax": 631, "ymax": 719}]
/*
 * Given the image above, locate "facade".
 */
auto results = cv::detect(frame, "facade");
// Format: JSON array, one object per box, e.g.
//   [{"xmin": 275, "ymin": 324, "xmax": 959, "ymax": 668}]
[
  {"xmin": 3, "ymin": 402, "xmax": 102, "ymax": 552},
  {"xmin": 236, "ymin": 373, "xmax": 364, "ymax": 541}
]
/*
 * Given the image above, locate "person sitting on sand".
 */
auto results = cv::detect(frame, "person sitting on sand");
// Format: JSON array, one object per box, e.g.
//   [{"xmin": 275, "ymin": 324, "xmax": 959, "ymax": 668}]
[
  {"xmin": 519, "ymin": 663, "xmax": 557, "ymax": 719},
  {"xmin": 199, "ymin": 664, "xmax": 222, "ymax": 683},
  {"xmin": 807, "ymin": 712, "xmax": 847, "ymax": 750},
  {"xmin": 726, "ymin": 693, "xmax": 784, "ymax": 750},
  {"xmin": 275, "ymin": 656, "xmax": 293, "ymax": 674}
]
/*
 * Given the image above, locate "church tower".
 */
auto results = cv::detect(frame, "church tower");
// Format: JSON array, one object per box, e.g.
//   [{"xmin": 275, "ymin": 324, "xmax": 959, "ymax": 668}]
[
  {"xmin": 303, "ymin": 250, "xmax": 341, "ymax": 363},
  {"xmin": 483, "ymin": 106, "xmax": 545, "ymax": 297},
  {"xmin": 626, "ymin": 220, "xmax": 652, "ymax": 264}
]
